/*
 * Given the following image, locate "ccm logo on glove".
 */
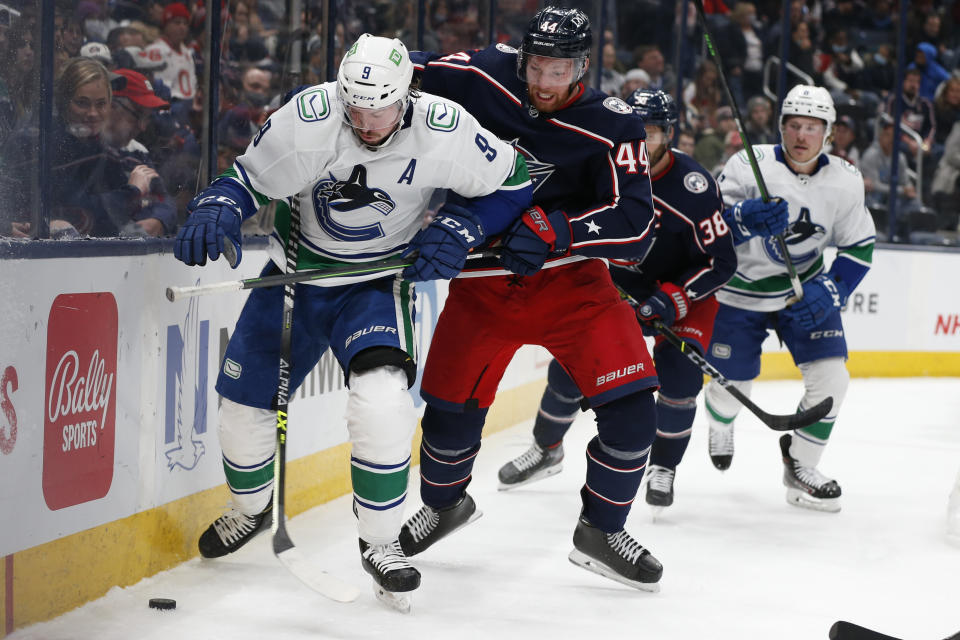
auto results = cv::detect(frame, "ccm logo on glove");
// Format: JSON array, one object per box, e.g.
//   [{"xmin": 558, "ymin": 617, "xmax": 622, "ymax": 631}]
[{"xmin": 439, "ymin": 215, "xmax": 477, "ymax": 245}]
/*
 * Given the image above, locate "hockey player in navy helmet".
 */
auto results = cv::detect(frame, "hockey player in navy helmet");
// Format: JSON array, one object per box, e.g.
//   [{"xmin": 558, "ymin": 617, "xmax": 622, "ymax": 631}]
[{"xmin": 497, "ymin": 89, "xmax": 787, "ymax": 513}]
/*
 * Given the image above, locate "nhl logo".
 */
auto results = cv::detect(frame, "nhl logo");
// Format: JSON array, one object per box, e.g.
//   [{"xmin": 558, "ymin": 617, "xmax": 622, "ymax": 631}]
[
  {"xmin": 603, "ymin": 97, "xmax": 633, "ymax": 114},
  {"xmin": 683, "ymin": 172, "xmax": 709, "ymax": 194}
]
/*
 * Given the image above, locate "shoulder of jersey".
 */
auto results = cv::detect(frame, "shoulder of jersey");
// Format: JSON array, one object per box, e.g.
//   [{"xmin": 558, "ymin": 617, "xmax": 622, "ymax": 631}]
[
  {"xmin": 668, "ymin": 151, "xmax": 719, "ymax": 198},
  {"xmin": 282, "ymin": 83, "xmax": 338, "ymax": 126},
  {"xmin": 560, "ymin": 90, "xmax": 647, "ymax": 142},
  {"xmin": 732, "ymin": 143, "xmax": 776, "ymax": 166},
  {"xmin": 828, "ymin": 154, "xmax": 864, "ymax": 180},
  {"xmin": 415, "ymin": 92, "xmax": 471, "ymax": 135}
]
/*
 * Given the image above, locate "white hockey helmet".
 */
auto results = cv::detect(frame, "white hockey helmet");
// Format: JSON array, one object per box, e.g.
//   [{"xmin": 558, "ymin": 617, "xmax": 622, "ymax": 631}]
[
  {"xmin": 779, "ymin": 84, "xmax": 836, "ymax": 146},
  {"xmin": 337, "ymin": 34, "xmax": 413, "ymax": 142}
]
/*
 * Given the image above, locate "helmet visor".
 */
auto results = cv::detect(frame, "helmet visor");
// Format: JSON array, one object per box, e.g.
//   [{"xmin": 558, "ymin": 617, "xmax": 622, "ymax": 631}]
[
  {"xmin": 341, "ymin": 99, "xmax": 404, "ymax": 132},
  {"xmin": 518, "ymin": 53, "xmax": 584, "ymax": 88}
]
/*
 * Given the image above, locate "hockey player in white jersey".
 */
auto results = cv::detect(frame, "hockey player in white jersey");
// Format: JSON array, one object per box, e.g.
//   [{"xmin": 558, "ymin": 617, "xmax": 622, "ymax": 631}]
[
  {"xmin": 704, "ymin": 85, "xmax": 875, "ymax": 512},
  {"xmin": 172, "ymin": 34, "xmax": 532, "ymax": 605}
]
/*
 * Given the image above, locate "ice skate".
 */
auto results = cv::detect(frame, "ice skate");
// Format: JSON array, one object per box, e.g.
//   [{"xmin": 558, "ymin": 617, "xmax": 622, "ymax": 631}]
[
  {"xmin": 398, "ymin": 493, "xmax": 482, "ymax": 557},
  {"xmin": 198, "ymin": 503, "xmax": 272, "ymax": 558},
  {"xmin": 360, "ymin": 539, "xmax": 420, "ymax": 613},
  {"xmin": 568, "ymin": 515, "xmax": 662, "ymax": 592},
  {"xmin": 709, "ymin": 421, "xmax": 734, "ymax": 470},
  {"xmin": 497, "ymin": 442, "xmax": 564, "ymax": 490},
  {"xmin": 780, "ymin": 434, "xmax": 841, "ymax": 512},
  {"xmin": 645, "ymin": 465, "xmax": 675, "ymax": 511}
]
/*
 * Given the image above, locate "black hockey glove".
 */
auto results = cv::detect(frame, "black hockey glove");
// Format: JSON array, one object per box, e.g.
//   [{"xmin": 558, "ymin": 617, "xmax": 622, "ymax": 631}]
[
  {"xmin": 175, "ymin": 191, "xmax": 244, "ymax": 267},
  {"xmin": 781, "ymin": 274, "xmax": 848, "ymax": 330},
  {"xmin": 402, "ymin": 203, "xmax": 484, "ymax": 281},
  {"xmin": 635, "ymin": 282, "xmax": 690, "ymax": 329},
  {"xmin": 499, "ymin": 206, "xmax": 571, "ymax": 276}
]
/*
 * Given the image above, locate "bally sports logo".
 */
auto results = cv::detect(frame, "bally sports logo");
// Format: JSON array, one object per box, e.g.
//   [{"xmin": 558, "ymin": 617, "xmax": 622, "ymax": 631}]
[{"xmin": 43, "ymin": 293, "xmax": 118, "ymax": 510}]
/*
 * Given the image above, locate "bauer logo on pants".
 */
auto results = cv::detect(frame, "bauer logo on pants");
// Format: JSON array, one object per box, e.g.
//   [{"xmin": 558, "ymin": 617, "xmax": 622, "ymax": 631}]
[{"xmin": 43, "ymin": 292, "xmax": 118, "ymax": 510}]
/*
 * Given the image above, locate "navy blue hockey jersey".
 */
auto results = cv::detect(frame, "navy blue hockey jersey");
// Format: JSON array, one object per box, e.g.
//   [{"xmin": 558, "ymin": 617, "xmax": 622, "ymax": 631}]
[
  {"xmin": 411, "ymin": 44, "xmax": 656, "ymax": 264},
  {"xmin": 610, "ymin": 150, "xmax": 737, "ymax": 303}
]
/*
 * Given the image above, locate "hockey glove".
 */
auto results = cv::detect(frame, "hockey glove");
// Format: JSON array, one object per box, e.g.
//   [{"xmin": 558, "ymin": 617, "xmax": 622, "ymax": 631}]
[
  {"xmin": 781, "ymin": 274, "xmax": 848, "ymax": 331},
  {"xmin": 175, "ymin": 193, "xmax": 244, "ymax": 267},
  {"xmin": 499, "ymin": 207, "xmax": 572, "ymax": 276},
  {"xmin": 724, "ymin": 197, "xmax": 789, "ymax": 245},
  {"xmin": 636, "ymin": 282, "xmax": 690, "ymax": 329},
  {"xmin": 402, "ymin": 203, "xmax": 484, "ymax": 281}
]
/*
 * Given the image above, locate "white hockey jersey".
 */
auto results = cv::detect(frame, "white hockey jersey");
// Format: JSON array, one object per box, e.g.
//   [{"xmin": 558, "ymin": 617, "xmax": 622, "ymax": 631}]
[
  {"xmin": 144, "ymin": 38, "xmax": 197, "ymax": 100},
  {"xmin": 717, "ymin": 144, "xmax": 875, "ymax": 311},
  {"xmin": 224, "ymin": 83, "xmax": 520, "ymax": 281}
]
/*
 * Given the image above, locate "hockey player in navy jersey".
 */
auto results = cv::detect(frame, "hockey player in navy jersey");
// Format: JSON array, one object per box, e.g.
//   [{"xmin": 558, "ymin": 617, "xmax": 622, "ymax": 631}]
[
  {"xmin": 398, "ymin": 7, "xmax": 666, "ymax": 592},
  {"xmin": 172, "ymin": 34, "xmax": 532, "ymax": 608},
  {"xmin": 496, "ymin": 90, "xmax": 788, "ymax": 511},
  {"xmin": 704, "ymin": 85, "xmax": 875, "ymax": 513}
]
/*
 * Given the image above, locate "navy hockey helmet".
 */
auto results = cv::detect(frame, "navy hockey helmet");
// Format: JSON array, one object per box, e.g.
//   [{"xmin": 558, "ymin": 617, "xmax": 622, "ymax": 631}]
[
  {"xmin": 517, "ymin": 6, "xmax": 592, "ymax": 84},
  {"xmin": 627, "ymin": 89, "xmax": 679, "ymax": 130}
]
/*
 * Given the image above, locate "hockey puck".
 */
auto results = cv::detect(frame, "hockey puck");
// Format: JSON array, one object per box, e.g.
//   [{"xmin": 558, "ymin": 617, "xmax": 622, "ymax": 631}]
[{"xmin": 148, "ymin": 598, "xmax": 176, "ymax": 611}]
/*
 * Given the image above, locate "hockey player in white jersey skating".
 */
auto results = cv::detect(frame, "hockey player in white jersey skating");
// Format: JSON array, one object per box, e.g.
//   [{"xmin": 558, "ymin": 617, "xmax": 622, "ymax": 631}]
[
  {"xmin": 172, "ymin": 34, "xmax": 531, "ymax": 606},
  {"xmin": 705, "ymin": 85, "xmax": 875, "ymax": 512}
]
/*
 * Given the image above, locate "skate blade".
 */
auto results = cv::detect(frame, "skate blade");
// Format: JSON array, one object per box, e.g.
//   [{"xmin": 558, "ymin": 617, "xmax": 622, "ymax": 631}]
[
  {"xmin": 567, "ymin": 549, "xmax": 660, "ymax": 593},
  {"xmin": 785, "ymin": 488, "xmax": 841, "ymax": 513},
  {"xmin": 649, "ymin": 505, "xmax": 665, "ymax": 522},
  {"xmin": 497, "ymin": 464, "xmax": 563, "ymax": 491},
  {"xmin": 373, "ymin": 583, "xmax": 412, "ymax": 614}
]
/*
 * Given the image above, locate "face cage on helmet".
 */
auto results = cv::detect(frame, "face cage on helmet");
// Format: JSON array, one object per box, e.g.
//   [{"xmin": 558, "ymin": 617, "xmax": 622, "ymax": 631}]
[{"xmin": 517, "ymin": 49, "xmax": 588, "ymax": 87}]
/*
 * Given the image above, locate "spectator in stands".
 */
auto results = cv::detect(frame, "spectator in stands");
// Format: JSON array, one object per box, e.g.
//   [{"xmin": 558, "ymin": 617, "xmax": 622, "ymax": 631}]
[
  {"xmin": 54, "ymin": 14, "xmax": 84, "ymax": 72},
  {"xmin": 862, "ymin": 44, "xmax": 896, "ymax": 101},
  {"xmin": 0, "ymin": 24, "xmax": 35, "ymax": 141},
  {"xmin": 676, "ymin": 127, "xmax": 697, "ymax": 157},
  {"xmin": 831, "ymin": 115, "xmax": 861, "ymax": 166},
  {"xmin": 743, "ymin": 95, "xmax": 777, "ymax": 144},
  {"xmin": 0, "ymin": 58, "xmax": 170, "ymax": 238},
  {"xmin": 786, "ymin": 20, "xmax": 820, "ymax": 86},
  {"xmin": 684, "ymin": 59, "xmax": 724, "ymax": 129},
  {"xmin": 715, "ymin": 1, "xmax": 764, "ymax": 110},
  {"xmin": 107, "ymin": 25, "xmax": 147, "ymax": 52},
  {"xmin": 620, "ymin": 68, "xmax": 650, "ymax": 100},
  {"xmin": 694, "ymin": 105, "xmax": 737, "ymax": 172},
  {"xmin": 910, "ymin": 42, "xmax": 950, "ymax": 103},
  {"xmin": 861, "ymin": 113, "xmax": 922, "ymax": 217},
  {"xmin": 226, "ymin": 1, "xmax": 270, "ymax": 64},
  {"xmin": 934, "ymin": 76, "xmax": 960, "ymax": 146},
  {"xmin": 885, "ymin": 68, "xmax": 936, "ymax": 159},
  {"xmin": 146, "ymin": 3, "xmax": 198, "ymax": 102},
  {"xmin": 102, "ymin": 68, "xmax": 176, "ymax": 237},
  {"xmin": 77, "ymin": 0, "xmax": 118, "ymax": 44},
  {"xmin": 715, "ymin": 128, "xmax": 744, "ymax": 175},
  {"xmin": 80, "ymin": 41, "xmax": 113, "ymax": 68},
  {"xmin": 600, "ymin": 43, "xmax": 624, "ymax": 97},
  {"xmin": 634, "ymin": 44, "xmax": 672, "ymax": 93},
  {"xmin": 931, "ymin": 119, "xmax": 960, "ymax": 230}
]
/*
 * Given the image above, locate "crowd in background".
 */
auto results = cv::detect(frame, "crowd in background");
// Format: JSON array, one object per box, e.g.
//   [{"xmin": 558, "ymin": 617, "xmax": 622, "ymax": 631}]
[{"xmin": 0, "ymin": 0, "xmax": 958, "ymax": 243}]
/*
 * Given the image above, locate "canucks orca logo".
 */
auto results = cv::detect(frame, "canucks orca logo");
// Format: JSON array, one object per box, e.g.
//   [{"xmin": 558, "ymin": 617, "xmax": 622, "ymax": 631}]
[
  {"xmin": 313, "ymin": 164, "xmax": 396, "ymax": 241},
  {"xmin": 510, "ymin": 138, "xmax": 555, "ymax": 192},
  {"xmin": 763, "ymin": 206, "xmax": 826, "ymax": 265}
]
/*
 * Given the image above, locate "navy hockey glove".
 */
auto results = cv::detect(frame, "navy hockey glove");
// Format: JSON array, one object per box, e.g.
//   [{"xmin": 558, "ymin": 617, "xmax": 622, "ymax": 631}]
[
  {"xmin": 724, "ymin": 197, "xmax": 789, "ymax": 245},
  {"xmin": 782, "ymin": 274, "xmax": 848, "ymax": 330},
  {"xmin": 499, "ymin": 207, "xmax": 571, "ymax": 276},
  {"xmin": 402, "ymin": 203, "xmax": 484, "ymax": 281},
  {"xmin": 175, "ymin": 193, "xmax": 243, "ymax": 267},
  {"xmin": 636, "ymin": 282, "xmax": 690, "ymax": 329}
]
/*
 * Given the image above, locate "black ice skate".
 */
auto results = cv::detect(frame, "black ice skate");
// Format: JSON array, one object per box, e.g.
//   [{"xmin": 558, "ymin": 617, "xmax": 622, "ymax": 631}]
[
  {"xmin": 198, "ymin": 503, "xmax": 272, "ymax": 558},
  {"xmin": 645, "ymin": 464, "xmax": 675, "ymax": 508},
  {"xmin": 497, "ymin": 442, "xmax": 564, "ymax": 490},
  {"xmin": 568, "ymin": 515, "xmax": 662, "ymax": 592},
  {"xmin": 709, "ymin": 421, "xmax": 734, "ymax": 470},
  {"xmin": 780, "ymin": 434, "xmax": 841, "ymax": 512},
  {"xmin": 398, "ymin": 493, "xmax": 482, "ymax": 557},
  {"xmin": 360, "ymin": 538, "xmax": 421, "ymax": 613}
]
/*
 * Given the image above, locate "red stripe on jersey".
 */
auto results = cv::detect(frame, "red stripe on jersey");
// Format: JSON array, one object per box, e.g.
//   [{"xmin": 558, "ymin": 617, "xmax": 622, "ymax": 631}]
[
  {"xmin": 422, "ymin": 61, "xmax": 523, "ymax": 106},
  {"xmin": 569, "ymin": 153, "xmax": 619, "ymax": 222}
]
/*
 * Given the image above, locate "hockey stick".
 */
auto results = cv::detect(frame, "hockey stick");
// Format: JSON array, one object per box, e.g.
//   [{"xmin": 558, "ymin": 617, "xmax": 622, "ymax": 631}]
[
  {"xmin": 166, "ymin": 249, "xmax": 500, "ymax": 301},
  {"xmin": 690, "ymin": 0, "xmax": 804, "ymax": 301},
  {"xmin": 829, "ymin": 621, "xmax": 903, "ymax": 640},
  {"xmin": 270, "ymin": 196, "xmax": 360, "ymax": 603},
  {"xmin": 614, "ymin": 285, "xmax": 832, "ymax": 431}
]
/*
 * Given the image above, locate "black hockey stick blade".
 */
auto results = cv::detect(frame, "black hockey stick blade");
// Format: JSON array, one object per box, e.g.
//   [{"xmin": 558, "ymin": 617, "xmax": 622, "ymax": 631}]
[{"xmin": 829, "ymin": 621, "xmax": 903, "ymax": 640}]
